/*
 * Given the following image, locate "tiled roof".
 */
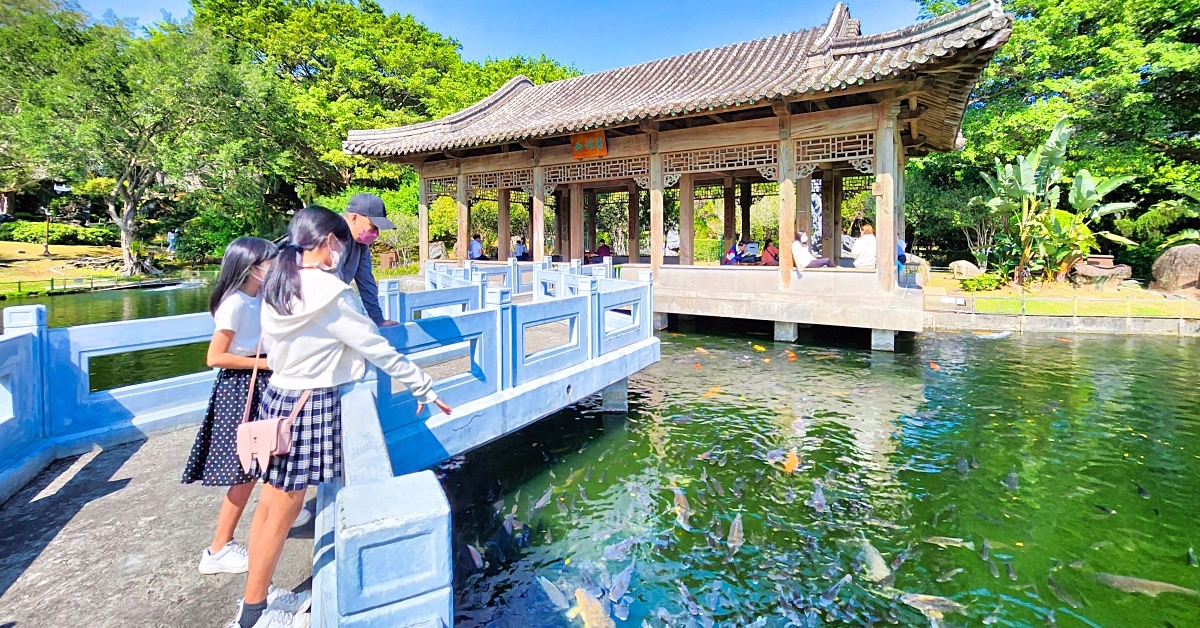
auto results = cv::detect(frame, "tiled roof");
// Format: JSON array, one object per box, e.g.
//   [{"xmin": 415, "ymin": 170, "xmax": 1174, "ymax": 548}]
[{"xmin": 344, "ymin": 0, "xmax": 1011, "ymax": 158}]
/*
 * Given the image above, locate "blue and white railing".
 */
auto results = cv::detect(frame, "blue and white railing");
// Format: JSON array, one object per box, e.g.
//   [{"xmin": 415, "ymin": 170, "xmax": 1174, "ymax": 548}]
[{"xmin": 313, "ymin": 266, "xmax": 656, "ymax": 627}]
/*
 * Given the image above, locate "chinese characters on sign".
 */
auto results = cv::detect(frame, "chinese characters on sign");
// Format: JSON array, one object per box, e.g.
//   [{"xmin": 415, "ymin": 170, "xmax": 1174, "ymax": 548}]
[{"xmin": 570, "ymin": 130, "xmax": 608, "ymax": 159}]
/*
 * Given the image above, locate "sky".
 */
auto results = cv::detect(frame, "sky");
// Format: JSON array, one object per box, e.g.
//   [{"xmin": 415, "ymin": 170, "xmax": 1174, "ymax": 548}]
[{"xmin": 77, "ymin": 0, "xmax": 921, "ymax": 73}]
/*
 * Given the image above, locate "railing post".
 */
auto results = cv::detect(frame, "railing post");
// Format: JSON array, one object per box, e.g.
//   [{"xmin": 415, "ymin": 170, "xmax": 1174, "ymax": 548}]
[
  {"xmin": 603, "ymin": 255, "xmax": 613, "ymax": 279},
  {"xmin": 378, "ymin": 279, "xmax": 402, "ymax": 323},
  {"xmin": 470, "ymin": 273, "xmax": 486, "ymax": 310},
  {"xmin": 575, "ymin": 276, "xmax": 599, "ymax": 358},
  {"xmin": 507, "ymin": 257, "xmax": 518, "ymax": 290},
  {"xmin": 638, "ymin": 270, "xmax": 656, "ymax": 336},
  {"xmin": 571, "ymin": 258, "xmax": 582, "ymax": 275},
  {"xmin": 487, "ymin": 287, "xmax": 514, "ymax": 390},
  {"xmin": 3, "ymin": 305, "xmax": 48, "ymax": 439}
]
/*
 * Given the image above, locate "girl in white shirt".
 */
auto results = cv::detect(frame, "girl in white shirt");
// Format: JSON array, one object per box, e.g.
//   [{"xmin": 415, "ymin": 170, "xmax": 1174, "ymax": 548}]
[
  {"xmin": 792, "ymin": 231, "xmax": 835, "ymax": 269},
  {"xmin": 183, "ymin": 237, "xmax": 286, "ymax": 578},
  {"xmin": 228, "ymin": 206, "xmax": 450, "ymax": 628}
]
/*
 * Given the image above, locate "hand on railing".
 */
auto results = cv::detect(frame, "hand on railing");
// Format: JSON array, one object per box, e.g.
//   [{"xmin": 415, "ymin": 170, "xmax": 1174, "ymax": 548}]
[{"xmin": 417, "ymin": 399, "xmax": 453, "ymax": 416}]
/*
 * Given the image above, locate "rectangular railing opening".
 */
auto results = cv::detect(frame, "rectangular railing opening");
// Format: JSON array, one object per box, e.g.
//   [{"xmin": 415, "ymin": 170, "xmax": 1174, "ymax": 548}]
[
  {"xmin": 523, "ymin": 318, "xmax": 575, "ymax": 358},
  {"xmin": 604, "ymin": 303, "xmax": 639, "ymax": 335},
  {"xmin": 0, "ymin": 372, "xmax": 13, "ymax": 425},
  {"xmin": 87, "ymin": 342, "xmax": 210, "ymax": 393},
  {"xmin": 396, "ymin": 339, "xmax": 476, "ymax": 393},
  {"xmin": 411, "ymin": 303, "xmax": 467, "ymax": 320}
]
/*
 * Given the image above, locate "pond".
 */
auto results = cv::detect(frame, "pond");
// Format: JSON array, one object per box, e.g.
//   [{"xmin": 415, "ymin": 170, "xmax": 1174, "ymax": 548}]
[
  {"xmin": 441, "ymin": 329, "xmax": 1200, "ymax": 627},
  {"xmin": 1, "ymin": 282, "xmax": 213, "ymax": 391}
]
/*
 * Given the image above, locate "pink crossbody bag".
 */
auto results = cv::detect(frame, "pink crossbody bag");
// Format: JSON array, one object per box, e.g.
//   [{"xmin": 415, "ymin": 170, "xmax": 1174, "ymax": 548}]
[{"xmin": 236, "ymin": 335, "xmax": 311, "ymax": 475}]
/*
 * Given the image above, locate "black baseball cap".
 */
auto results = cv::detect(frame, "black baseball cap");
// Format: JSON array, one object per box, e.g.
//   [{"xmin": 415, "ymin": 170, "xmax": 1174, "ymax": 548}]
[{"xmin": 345, "ymin": 193, "xmax": 396, "ymax": 230}]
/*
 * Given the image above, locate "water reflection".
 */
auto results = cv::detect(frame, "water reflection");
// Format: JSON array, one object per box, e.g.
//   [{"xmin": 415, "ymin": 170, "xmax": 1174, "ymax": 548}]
[{"xmin": 442, "ymin": 332, "xmax": 1200, "ymax": 627}]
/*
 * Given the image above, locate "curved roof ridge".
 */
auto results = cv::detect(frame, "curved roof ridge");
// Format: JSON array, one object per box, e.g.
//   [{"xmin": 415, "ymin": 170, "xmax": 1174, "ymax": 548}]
[{"xmin": 831, "ymin": 0, "xmax": 1005, "ymax": 56}]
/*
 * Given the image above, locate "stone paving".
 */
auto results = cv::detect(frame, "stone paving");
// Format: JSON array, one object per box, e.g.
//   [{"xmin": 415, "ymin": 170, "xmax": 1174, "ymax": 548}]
[{"xmin": 0, "ymin": 428, "xmax": 314, "ymax": 628}]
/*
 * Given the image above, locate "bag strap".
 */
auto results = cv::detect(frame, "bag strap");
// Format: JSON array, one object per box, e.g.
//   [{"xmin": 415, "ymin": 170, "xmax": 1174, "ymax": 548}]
[
  {"xmin": 285, "ymin": 390, "xmax": 313, "ymax": 423},
  {"xmin": 241, "ymin": 334, "xmax": 264, "ymax": 425}
]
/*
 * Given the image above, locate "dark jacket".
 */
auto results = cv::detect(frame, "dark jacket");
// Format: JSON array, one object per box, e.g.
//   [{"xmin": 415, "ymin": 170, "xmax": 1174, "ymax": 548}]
[{"xmin": 336, "ymin": 240, "xmax": 384, "ymax": 325}]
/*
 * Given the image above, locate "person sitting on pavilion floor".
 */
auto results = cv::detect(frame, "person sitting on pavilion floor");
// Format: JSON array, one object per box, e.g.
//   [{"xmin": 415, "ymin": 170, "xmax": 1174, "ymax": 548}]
[
  {"xmin": 849, "ymin": 224, "xmax": 876, "ymax": 268},
  {"xmin": 761, "ymin": 239, "xmax": 779, "ymax": 265},
  {"xmin": 513, "ymin": 238, "xmax": 528, "ymax": 261},
  {"xmin": 723, "ymin": 241, "xmax": 746, "ymax": 265},
  {"xmin": 592, "ymin": 239, "xmax": 611, "ymax": 263},
  {"xmin": 468, "ymin": 234, "xmax": 487, "ymax": 260},
  {"xmin": 792, "ymin": 231, "xmax": 835, "ymax": 270}
]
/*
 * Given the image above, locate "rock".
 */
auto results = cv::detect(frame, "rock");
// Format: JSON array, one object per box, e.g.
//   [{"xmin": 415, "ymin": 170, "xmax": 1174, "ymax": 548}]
[
  {"xmin": 1071, "ymin": 263, "xmax": 1131, "ymax": 292},
  {"xmin": 949, "ymin": 259, "xmax": 982, "ymax": 279},
  {"xmin": 428, "ymin": 241, "xmax": 448, "ymax": 260},
  {"xmin": 1151, "ymin": 244, "xmax": 1200, "ymax": 295}
]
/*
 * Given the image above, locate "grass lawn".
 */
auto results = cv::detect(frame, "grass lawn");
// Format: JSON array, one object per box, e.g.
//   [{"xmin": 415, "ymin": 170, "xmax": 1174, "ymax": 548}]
[
  {"xmin": 0, "ymin": 241, "xmax": 122, "ymax": 284},
  {"xmin": 926, "ymin": 271, "xmax": 1200, "ymax": 318}
]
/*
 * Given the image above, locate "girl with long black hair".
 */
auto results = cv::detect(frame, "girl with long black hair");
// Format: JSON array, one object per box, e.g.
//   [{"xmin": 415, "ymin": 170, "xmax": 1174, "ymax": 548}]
[{"xmin": 227, "ymin": 206, "xmax": 450, "ymax": 628}]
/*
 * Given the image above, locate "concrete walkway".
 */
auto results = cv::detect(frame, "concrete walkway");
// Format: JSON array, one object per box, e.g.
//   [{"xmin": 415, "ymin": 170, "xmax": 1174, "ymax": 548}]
[{"xmin": 0, "ymin": 427, "xmax": 314, "ymax": 628}]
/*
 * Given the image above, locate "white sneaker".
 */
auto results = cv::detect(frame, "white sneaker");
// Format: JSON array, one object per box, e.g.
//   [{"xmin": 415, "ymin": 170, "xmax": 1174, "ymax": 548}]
[
  {"xmin": 252, "ymin": 608, "xmax": 309, "ymax": 628},
  {"xmin": 200, "ymin": 540, "xmax": 249, "ymax": 575},
  {"xmin": 268, "ymin": 585, "xmax": 312, "ymax": 614}
]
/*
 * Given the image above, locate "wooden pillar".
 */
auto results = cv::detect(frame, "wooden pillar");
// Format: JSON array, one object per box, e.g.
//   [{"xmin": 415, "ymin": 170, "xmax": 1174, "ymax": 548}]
[
  {"xmin": 569, "ymin": 182, "xmax": 584, "ymax": 262},
  {"xmin": 797, "ymin": 171, "xmax": 813, "ymax": 236},
  {"xmin": 455, "ymin": 172, "xmax": 468, "ymax": 264},
  {"xmin": 778, "ymin": 117, "xmax": 796, "ymax": 287},
  {"xmin": 831, "ymin": 172, "xmax": 844, "ymax": 265},
  {"xmin": 874, "ymin": 103, "xmax": 900, "ymax": 293},
  {"xmin": 739, "ymin": 182, "xmax": 752, "ymax": 241},
  {"xmin": 586, "ymin": 191, "xmax": 598, "ymax": 251},
  {"xmin": 627, "ymin": 182, "xmax": 640, "ymax": 263},
  {"xmin": 897, "ymin": 153, "xmax": 907, "ymax": 245},
  {"xmin": 417, "ymin": 169, "xmax": 430, "ymax": 266},
  {"xmin": 532, "ymin": 168, "xmax": 545, "ymax": 262},
  {"xmin": 678, "ymin": 173, "xmax": 694, "ymax": 265},
  {"xmin": 722, "ymin": 177, "xmax": 735, "ymax": 251},
  {"xmin": 650, "ymin": 153, "xmax": 664, "ymax": 276},
  {"xmin": 820, "ymin": 169, "xmax": 835, "ymax": 259},
  {"xmin": 497, "ymin": 188, "xmax": 511, "ymax": 260},
  {"xmin": 552, "ymin": 190, "xmax": 563, "ymax": 257}
]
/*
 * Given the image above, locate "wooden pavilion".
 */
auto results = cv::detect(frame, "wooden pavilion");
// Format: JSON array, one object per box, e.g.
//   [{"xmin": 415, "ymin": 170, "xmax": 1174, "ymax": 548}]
[{"xmin": 344, "ymin": 0, "xmax": 1012, "ymax": 348}]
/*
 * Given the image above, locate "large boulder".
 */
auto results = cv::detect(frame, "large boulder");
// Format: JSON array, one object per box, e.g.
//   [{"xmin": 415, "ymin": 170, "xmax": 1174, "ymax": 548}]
[
  {"xmin": 1071, "ymin": 262, "xmax": 1131, "ymax": 292},
  {"xmin": 949, "ymin": 259, "xmax": 982, "ymax": 279},
  {"xmin": 1151, "ymin": 244, "xmax": 1200, "ymax": 294},
  {"xmin": 428, "ymin": 241, "xmax": 448, "ymax": 260}
]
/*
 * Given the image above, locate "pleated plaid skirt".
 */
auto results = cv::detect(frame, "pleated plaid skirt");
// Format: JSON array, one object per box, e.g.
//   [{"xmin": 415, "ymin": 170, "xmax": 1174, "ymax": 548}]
[{"xmin": 256, "ymin": 384, "xmax": 343, "ymax": 492}]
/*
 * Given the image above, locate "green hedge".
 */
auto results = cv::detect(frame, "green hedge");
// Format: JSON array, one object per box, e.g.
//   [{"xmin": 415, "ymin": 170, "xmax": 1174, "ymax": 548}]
[
  {"xmin": 0, "ymin": 221, "xmax": 119, "ymax": 246},
  {"xmin": 696, "ymin": 238, "xmax": 725, "ymax": 263}
]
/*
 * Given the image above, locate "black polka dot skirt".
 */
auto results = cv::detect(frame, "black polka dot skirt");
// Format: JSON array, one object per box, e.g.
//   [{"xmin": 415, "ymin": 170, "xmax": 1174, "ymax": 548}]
[
  {"xmin": 258, "ymin": 384, "xmax": 343, "ymax": 493},
  {"xmin": 181, "ymin": 368, "xmax": 267, "ymax": 487}
]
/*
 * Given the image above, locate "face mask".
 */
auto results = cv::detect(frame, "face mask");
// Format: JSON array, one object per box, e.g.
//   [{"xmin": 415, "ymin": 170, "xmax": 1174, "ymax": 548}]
[{"xmin": 356, "ymin": 229, "xmax": 379, "ymax": 246}]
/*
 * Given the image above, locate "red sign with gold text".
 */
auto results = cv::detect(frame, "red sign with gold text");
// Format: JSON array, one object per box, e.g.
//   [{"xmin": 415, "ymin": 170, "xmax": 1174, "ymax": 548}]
[{"xmin": 570, "ymin": 131, "xmax": 608, "ymax": 159}]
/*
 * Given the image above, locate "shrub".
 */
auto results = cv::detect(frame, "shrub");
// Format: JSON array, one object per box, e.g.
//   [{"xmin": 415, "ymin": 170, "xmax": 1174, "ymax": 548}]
[
  {"xmin": 960, "ymin": 272, "xmax": 1004, "ymax": 292},
  {"xmin": 695, "ymin": 238, "xmax": 724, "ymax": 263},
  {"xmin": 3, "ymin": 221, "xmax": 119, "ymax": 246}
]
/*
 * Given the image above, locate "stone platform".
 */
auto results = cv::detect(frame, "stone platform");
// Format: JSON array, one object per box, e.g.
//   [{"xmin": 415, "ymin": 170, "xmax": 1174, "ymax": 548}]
[{"xmin": 0, "ymin": 427, "xmax": 313, "ymax": 628}]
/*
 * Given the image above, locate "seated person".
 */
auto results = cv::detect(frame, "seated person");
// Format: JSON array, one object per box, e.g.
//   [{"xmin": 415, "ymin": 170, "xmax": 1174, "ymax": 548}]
[
  {"xmin": 742, "ymin": 241, "xmax": 759, "ymax": 263},
  {"xmin": 896, "ymin": 238, "xmax": 907, "ymax": 265},
  {"xmin": 792, "ymin": 231, "xmax": 835, "ymax": 269},
  {"xmin": 722, "ymin": 241, "xmax": 746, "ymax": 265},
  {"xmin": 513, "ymin": 238, "xmax": 528, "ymax": 260},
  {"xmin": 849, "ymin": 224, "xmax": 876, "ymax": 268},
  {"xmin": 592, "ymin": 239, "xmax": 611, "ymax": 262},
  {"xmin": 467, "ymin": 234, "xmax": 487, "ymax": 260},
  {"xmin": 761, "ymin": 239, "xmax": 779, "ymax": 265}
]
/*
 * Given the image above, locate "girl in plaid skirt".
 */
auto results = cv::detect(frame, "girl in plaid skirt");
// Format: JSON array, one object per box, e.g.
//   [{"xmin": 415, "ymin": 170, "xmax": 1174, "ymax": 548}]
[{"xmin": 226, "ymin": 206, "xmax": 450, "ymax": 628}]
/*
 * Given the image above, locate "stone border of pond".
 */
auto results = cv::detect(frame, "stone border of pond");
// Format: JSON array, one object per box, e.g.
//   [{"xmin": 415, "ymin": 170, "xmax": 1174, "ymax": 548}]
[{"xmin": 924, "ymin": 310, "xmax": 1200, "ymax": 336}]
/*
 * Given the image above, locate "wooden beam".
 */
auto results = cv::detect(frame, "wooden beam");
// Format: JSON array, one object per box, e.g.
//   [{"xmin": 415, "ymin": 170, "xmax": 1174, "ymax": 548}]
[
  {"xmin": 532, "ymin": 167, "xmax": 545, "ymax": 262},
  {"xmin": 417, "ymin": 164, "xmax": 429, "ymax": 267},
  {"xmin": 650, "ymin": 153, "xmax": 664, "ymax": 276},
  {"xmin": 772, "ymin": 100, "xmax": 792, "ymax": 119},
  {"xmin": 627, "ymin": 182, "xmax": 640, "ymax": 263},
  {"xmin": 722, "ymin": 176, "xmax": 735, "ymax": 252},
  {"xmin": 789, "ymin": 78, "xmax": 908, "ymax": 103},
  {"xmin": 778, "ymin": 112, "xmax": 796, "ymax": 288},
  {"xmin": 679, "ymin": 173, "xmax": 695, "ymax": 265},
  {"xmin": 869, "ymin": 78, "xmax": 930, "ymax": 105},
  {"xmin": 455, "ymin": 172, "xmax": 468, "ymax": 264},
  {"xmin": 569, "ymin": 182, "xmax": 584, "ymax": 262},
  {"xmin": 497, "ymin": 188, "xmax": 511, "ymax": 260},
  {"xmin": 519, "ymin": 139, "xmax": 541, "ymax": 151},
  {"xmin": 873, "ymin": 103, "xmax": 899, "ymax": 293}
]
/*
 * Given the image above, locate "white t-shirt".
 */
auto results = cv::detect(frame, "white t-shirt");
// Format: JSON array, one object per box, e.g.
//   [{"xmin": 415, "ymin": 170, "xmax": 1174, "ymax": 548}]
[
  {"xmin": 213, "ymin": 290, "xmax": 263, "ymax": 357},
  {"xmin": 791, "ymin": 239, "xmax": 816, "ymax": 268},
  {"xmin": 851, "ymin": 234, "xmax": 877, "ymax": 268}
]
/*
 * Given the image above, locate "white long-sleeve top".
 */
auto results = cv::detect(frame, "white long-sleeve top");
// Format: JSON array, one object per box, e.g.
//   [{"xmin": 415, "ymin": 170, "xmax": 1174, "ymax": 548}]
[
  {"xmin": 261, "ymin": 268, "xmax": 437, "ymax": 403},
  {"xmin": 850, "ymin": 233, "xmax": 877, "ymax": 268},
  {"xmin": 791, "ymin": 239, "xmax": 816, "ymax": 268}
]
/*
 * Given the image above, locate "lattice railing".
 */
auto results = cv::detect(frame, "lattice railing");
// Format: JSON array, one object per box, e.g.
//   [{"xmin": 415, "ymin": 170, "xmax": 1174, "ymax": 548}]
[
  {"xmin": 662, "ymin": 143, "xmax": 778, "ymax": 175},
  {"xmin": 466, "ymin": 169, "xmax": 533, "ymax": 193},
  {"xmin": 425, "ymin": 176, "xmax": 457, "ymax": 199},
  {"xmin": 796, "ymin": 133, "xmax": 875, "ymax": 173},
  {"xmin": 543, "ymin": 156, "xmax": 650, "ymax": 189}
]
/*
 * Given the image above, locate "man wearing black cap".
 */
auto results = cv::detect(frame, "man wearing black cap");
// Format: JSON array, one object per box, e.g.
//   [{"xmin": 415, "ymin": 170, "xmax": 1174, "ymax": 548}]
[{"xmin": 339, "ymin": 193, "xmax": 398, "ymax": 327}]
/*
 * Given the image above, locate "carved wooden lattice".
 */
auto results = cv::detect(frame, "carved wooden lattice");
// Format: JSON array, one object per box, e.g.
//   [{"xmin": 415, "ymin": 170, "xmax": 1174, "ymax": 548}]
[
  {"xmin": 543, "ymin": 156, "xmax": 650, "ymax": 185},
  {"xmin": 841, "ymin": 174, "xmax": 875, "ymax": 197},
  {"xmin": 662, "ymin": 143, "xmax": 778, "ymax": 174},
  {"xmin": 425, "ymin": 176, "xmax": 457, "ymax": 199},
  {"xmin": 795, "ymin": 134, "xmax": 874, "ymax": 167},
  {"xmin": 466, "ymin": 168, "xmax": 533, "ymax": 192}
]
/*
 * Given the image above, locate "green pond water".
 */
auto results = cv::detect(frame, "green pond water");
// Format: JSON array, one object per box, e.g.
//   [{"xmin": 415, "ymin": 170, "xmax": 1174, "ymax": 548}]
[{"xmin": 440, "ymin": 329, "xmax": 1200, "ymax": 628}]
